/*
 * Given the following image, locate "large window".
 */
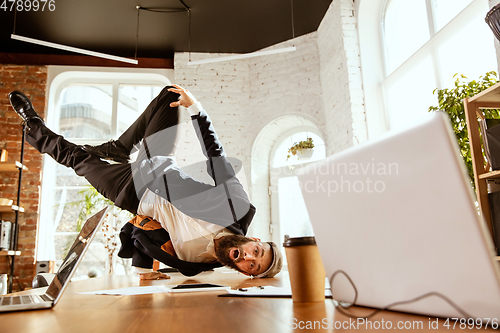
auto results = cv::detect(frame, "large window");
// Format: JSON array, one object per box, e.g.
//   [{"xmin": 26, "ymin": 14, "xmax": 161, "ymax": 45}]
[
  {"xmin": 384, "ymin": 0, "xmax": 497, "ymax": 129},
  {"xmin": 359, "ymin": 0, "xmax": 498, "ymax": 134},
  {"xmin": 269, "ymin": 130, "xmax": 326, "ymax": 254},
  {"xmin": 38, "ymin": 70, "xmax": 170, "ymax": 279}
]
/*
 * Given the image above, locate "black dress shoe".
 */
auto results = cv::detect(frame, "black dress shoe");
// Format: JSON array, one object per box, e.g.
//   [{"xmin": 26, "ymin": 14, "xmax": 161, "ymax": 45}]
[
  {"xmin": 8, "ymin": 91, "xmax": 44, "ymax": 125},
  {"xmin": 82, "ymin": 140, "xmax": 130, "ymax": 163}
]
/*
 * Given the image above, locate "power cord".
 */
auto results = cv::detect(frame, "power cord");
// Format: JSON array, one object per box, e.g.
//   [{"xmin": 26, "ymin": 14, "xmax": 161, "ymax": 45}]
[
  {"xmin": 134, "ymin": 2, "xmax": 191, "ymax": 60},
  {"xmin": 329, "ymin": 270, "xmax": 474, "ymax": 319}
]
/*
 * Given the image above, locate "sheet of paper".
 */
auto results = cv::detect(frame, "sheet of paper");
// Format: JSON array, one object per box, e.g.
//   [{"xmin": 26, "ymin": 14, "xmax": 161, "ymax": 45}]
[
  {"xmin": 220, "ymin": 285, "xmax": 332, "ymax": 298},
  {"xmin": 78, "ymin": 285, "xmax": 230, "ymax": 296},
  {"xmin": 78, "ymin": 285, "xmax": 172, "ymax": 296}
]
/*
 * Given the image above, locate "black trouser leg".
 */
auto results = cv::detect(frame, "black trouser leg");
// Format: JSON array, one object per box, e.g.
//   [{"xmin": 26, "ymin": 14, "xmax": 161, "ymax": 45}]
[
  {"xmin": 117, "ymin": 86, "xmax": 180, "ymax": 158},
  {"xmin": 26, "ymin": 121, "xmax": 140, "ymax": 214},
  {"xmin": 24, "ymin": 87, "xmax": 182, "ymax": 214}
]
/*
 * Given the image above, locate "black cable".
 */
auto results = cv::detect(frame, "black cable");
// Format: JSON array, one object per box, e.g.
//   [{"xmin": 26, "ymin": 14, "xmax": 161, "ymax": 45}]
[
  {"xmin": 135, "ymin": 7, "xmax": 140, "ymax": 60},
  {"xmin": 135, "ymin": 2, "xmax": 192, "ymax": 60},
  {"xmin": 329, "ymin": 270, "xmax": 475, "ymax": 320},
  {"xmin": 12, "ymin": 7, "xmax": 17, "ymax": 34},
  {"xmin": 290, "ymin": 0, "xmax": 295, "ymax": 39},
  {"xmin": 177, "ymin": 0, "xmax": 190, "ymax": 11},
  {"xmin": 187, "ymin": 8, "xmax": 191, "ymax": 62},
  {"xmin": 176, "ymin": 0, "xmax": 191, "ymax": 60},
  {"xmin": 137, "ymin": 7, "xmax": 186, "ymax": 13},
  {"xmin": 6, "ymin": 256, "xmax": 24, "ymax": 292}
]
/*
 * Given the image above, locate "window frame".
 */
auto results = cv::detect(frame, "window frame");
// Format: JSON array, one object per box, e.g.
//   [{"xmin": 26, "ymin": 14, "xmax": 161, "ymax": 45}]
[
  {"xmin": 269, "ymin": 127, "xmax": 326, "ymax": 248},
  {"xmin": 358, "ymin": 0, "xmax": 494, "ymax": 136},
  {"xmin": 37, "ymin": 67, "xmax": 172, "ymax": 262}
]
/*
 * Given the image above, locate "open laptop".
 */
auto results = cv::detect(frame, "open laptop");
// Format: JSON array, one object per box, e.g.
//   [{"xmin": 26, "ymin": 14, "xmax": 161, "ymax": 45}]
[
  {"xmin": 0, "ymin": 206, "xmax": 108, "ymax": 312},
  {"xmin": 297, "ymin": 113, "xmax": 500, "ymax": 319}
]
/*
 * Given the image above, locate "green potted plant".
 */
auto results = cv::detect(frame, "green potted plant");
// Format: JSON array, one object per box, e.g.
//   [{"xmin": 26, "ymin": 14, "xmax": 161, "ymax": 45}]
[
  {"xmin": 62, "ymin": 185, "xmax": 133, "ymax": 275},
  {"xmin": 287, "ymin": 137, "xmax": 315, "ymax": 160},
  {"xmin": 428, "ymin": 71, "xmax": 500, "ymax": 190}
]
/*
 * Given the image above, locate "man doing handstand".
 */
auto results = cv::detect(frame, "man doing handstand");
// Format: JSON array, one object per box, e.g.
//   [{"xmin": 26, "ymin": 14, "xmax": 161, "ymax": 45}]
[{"xmin": 8, "ymin": 85, "xmax": 282, "ymax": 280}]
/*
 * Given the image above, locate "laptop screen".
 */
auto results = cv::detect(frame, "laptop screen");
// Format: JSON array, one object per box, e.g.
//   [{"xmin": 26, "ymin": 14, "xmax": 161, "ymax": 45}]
[{"xmin": 45, "ymin": 207, "xmax": 108, "ymax": 302}]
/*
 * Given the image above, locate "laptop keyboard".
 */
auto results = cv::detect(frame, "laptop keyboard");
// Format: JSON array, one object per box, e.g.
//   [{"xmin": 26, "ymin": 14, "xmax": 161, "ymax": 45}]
[{"xmin": 0, "ymin": 294, "xmax": 49, "ymax": 306}]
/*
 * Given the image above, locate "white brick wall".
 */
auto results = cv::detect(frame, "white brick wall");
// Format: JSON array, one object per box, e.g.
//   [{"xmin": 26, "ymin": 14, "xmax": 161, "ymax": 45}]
[
  {"xmin": 173, "ymin": 54, "xmax": 251, "ymax": 188},
  {"xmin": 317, "ymin": 0, "xmax": 367, "ymax": 155},
  {"xmin": 172, "ymin": 1, "xmax": 366, "ymax": 239}
]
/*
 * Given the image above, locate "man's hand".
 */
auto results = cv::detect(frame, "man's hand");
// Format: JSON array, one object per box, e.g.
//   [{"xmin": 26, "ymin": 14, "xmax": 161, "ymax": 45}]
[
  {"xmin": 139, "ymin": 271, "xmax": 171, "ymax": 280},
  {"xmin": 169, "ymin": 84, "xmax": 196, "ymax": 108}
]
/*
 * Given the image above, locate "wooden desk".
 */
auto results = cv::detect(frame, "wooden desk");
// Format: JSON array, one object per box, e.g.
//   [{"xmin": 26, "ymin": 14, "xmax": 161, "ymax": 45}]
[{"xmin": 1, "ymin": 269, "xmax": 497, "ymax": 332}]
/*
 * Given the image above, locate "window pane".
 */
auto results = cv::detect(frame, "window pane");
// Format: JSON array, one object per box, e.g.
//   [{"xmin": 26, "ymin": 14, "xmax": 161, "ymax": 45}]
[
  {"xmin": 277, "ymin": 176, "xmax": 314, "ymax": 243},
  {"xmin": 55, "ymin": 164, "xmax": 91, "ymax": 186},
  {"xmin": 437, "ymin": 10, "xmax": 497, "ymax": 88},
  {"xmin": 433, "ymin": 0, "xmax": 473, "ymax": 31},
  {"xmin": 54, "ymin": 233, "xmax": 107, "ymax": 279},
  {"xmin": 52, "ymin": 188, "xmax": 91, "ymax": 233},
  {"xmin": 58, "ymin": 85, "xmax": 113, "ymax": 139},
  {"xmin": 384, "ymin": 0, "xmax": 430, "ymax": 73},
  {"xmin": 385, "ymin": 57, "xmax": 437, "ymax": 129},
  {"xmin": 117, "ymin": 85, "xmax": 163, "ymax": 135},
  {"xmin": 272, "ymin": 132, "xmax": 326, "ymax": 168},
  {"xmin": 50, "ymin": 188, "xmax": 131, "ymax": 279}
]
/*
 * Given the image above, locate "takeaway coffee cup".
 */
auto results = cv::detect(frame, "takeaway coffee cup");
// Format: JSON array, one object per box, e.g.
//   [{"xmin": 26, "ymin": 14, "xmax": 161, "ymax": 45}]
[{"xmin": 283, "ymin": 235, "xmax": 325, "ymax": 302}]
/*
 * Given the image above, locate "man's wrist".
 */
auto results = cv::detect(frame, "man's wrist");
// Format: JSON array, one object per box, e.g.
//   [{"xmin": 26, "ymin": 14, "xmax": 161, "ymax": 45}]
[
  {"xmin": 187, "ymin": 101, "xmax": 203, "ymax": 116},
  {"xmin": 134, "ymin": 267, "xmax": 153, "ymax": 274}
]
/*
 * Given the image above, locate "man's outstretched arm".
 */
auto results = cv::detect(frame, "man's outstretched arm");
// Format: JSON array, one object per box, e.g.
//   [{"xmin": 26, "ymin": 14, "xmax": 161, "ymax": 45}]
[
  {"xmin": 166, "ymin": 85, "xmax": 254, "ymax": 232},
  {"xmin": 168, "ymin": 85, "xmax": 235, "ymax": 184}
]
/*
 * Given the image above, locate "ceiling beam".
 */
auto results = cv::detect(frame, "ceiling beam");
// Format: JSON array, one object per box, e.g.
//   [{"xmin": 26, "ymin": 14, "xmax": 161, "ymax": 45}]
[{"xmin": 0, "ymin": 53, "xmax": 173, "ymax": 69}]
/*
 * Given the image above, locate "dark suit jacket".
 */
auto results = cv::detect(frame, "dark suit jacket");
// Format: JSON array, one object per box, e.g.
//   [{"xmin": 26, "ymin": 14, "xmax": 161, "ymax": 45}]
[
  {"xmin": 118, "ymin": 221, "xmax": 222, "ymax": 276},
  {"xmin": 118, "ymin": 109, "xmax": 256, "ymax": 276}
]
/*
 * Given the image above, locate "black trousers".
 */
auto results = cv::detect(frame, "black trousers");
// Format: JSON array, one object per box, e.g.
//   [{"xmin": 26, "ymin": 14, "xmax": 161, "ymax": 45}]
[{"xmin": 25, "ymin": 86, "xmax": 180, "ymax": 215}]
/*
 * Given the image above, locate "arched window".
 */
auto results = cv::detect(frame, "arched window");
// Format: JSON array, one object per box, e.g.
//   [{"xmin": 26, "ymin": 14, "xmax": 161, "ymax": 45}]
[
  {"xmin": 250, "ymin": 115, "xmax": 325, "ymax": 252},
  {"xmin": 269, "ymin": 130, "xmax": 326, "ymax": 252},
  {"xmin": 38, "ymin": 68, "xmax": 171, "ymax": 278},
  {"xmin": 359, "ymin": 0, "xmax": 497, "ymax": 135}
]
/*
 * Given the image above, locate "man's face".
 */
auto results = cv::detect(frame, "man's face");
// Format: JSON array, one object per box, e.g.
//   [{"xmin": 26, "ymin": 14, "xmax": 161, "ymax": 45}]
[{"xmin": 215, "ymin": 235, "xmax": 273, "ymax": 276}]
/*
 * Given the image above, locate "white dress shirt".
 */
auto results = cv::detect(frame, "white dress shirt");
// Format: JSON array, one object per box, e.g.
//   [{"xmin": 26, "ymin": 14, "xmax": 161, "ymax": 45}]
[{"xmin": 134, "ymin": 101, "xmax": 234, "ymax": 273}]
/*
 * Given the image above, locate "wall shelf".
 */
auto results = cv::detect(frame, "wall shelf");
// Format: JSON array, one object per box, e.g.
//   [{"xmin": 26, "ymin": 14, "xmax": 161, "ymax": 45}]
[
  {"xmin": 0, "ymin": 251, "xmax": 21, "ymax": 256},
  {"xmin": 479, "ymin": 170, "xmax": 500, "ymax": 180},
  {"xmin": 0, "ymin": 205, "xmax": 24, "ymax": 213},
  {"xmin": 0, "ymin": 128, "xmax": 28, "ymax": 293},
  {"xmin": 465, "ymin": 82, "xmax": 500, "ymax": 257},
  {"xmin": 0, "ymin": 161, "xmax": 27, "ymax": 172}
]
